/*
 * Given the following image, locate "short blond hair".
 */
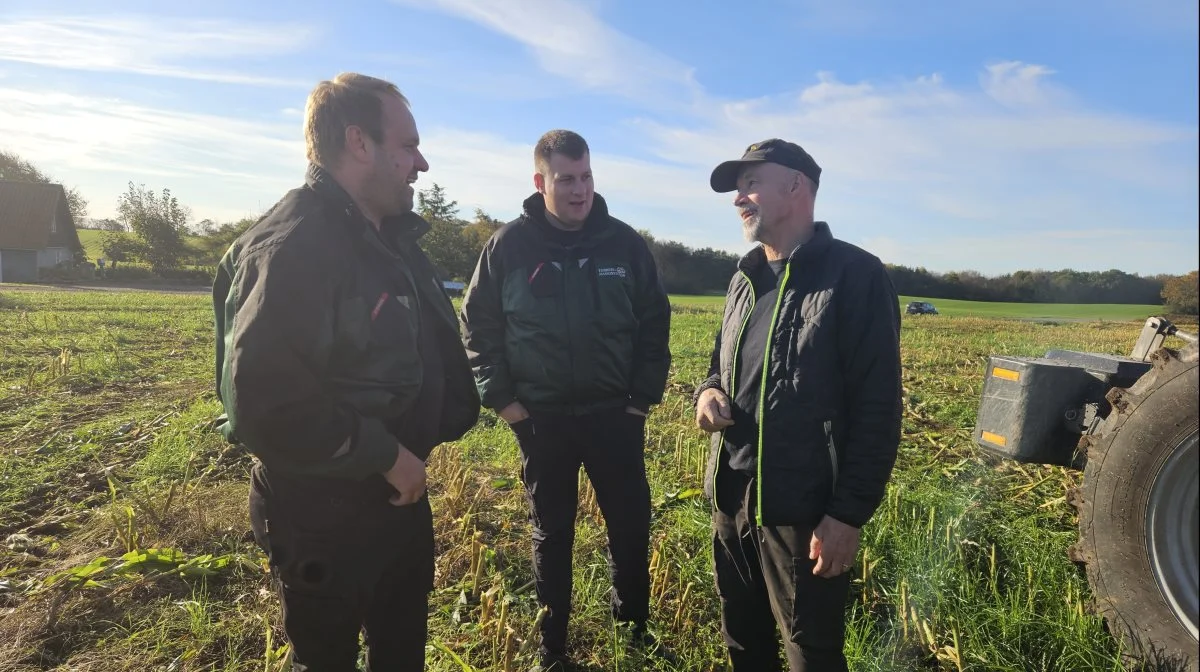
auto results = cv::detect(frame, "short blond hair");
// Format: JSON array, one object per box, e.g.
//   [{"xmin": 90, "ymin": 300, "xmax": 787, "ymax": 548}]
[{"xmin": 304, "ymin": 72, "xmax": 408, "ymax": 167}]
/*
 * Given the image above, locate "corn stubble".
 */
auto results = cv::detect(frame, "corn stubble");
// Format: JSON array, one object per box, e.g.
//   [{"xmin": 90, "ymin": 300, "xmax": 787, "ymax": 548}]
[{"xmin": 2, "ymin": 292, "xmax": 1187, "ymax": 670}]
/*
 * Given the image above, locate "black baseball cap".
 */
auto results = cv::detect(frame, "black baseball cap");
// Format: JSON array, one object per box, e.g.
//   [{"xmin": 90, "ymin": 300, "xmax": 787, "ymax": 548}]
[{"xmin": 709, "ymin": 138, "xmax": 821, "ymax": 193}]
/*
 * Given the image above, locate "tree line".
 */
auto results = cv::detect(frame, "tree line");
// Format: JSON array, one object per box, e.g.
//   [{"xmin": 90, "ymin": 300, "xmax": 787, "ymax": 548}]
[
  {"xmin": 76, "ymin": 182, "xmax": 1200, "ymax": 314},
  {"xmin": 4, "ymin": 146, "xmax": 1194, "ymax": 313},
  {"xmin": 884, "ymin": 265, "xmax": 1186, "ymax": 307},
  {"xmin": 405, "ymin": 183, "xmax": 1195, "ymax": 311}
]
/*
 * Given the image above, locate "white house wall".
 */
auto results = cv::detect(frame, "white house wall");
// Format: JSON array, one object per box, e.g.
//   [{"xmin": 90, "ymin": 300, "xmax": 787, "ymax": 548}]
[{"xmin": 37, "ymin": 247, "xmax": 69, "ymax": 268}]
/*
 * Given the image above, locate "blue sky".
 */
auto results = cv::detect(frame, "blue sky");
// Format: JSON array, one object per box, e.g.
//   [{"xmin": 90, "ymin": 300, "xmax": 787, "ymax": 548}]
[{"xmin": 1, "ymin": 0, "xmax": 1196, "ymax": 275}]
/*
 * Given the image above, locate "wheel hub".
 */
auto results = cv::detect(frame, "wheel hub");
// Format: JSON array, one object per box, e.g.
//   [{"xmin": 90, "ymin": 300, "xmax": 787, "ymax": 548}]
[{"xmin": 1147, "ymin": 429, "xmax": 1199, "ymax": 640}]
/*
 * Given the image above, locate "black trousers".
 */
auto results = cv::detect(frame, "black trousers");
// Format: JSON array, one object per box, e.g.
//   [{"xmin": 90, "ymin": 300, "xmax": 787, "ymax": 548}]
[
  {"xmin": 249, "ymin": 464, "xmax": 435, "ymax": 672},
  {"xmin": 511, "ymin": 406, "xmax": 652, "ymax": 656},
  {"xmin": 712, "ymin": 465, "xmax": 852, "ymax": 672}
]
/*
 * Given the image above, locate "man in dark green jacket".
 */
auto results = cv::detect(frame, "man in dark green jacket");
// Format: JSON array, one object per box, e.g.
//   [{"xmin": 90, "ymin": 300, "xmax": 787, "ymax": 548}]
[
  {"xmin": 459, "ymin": 130, "xmax": 672, "ymax": 670},
  {"xmin": 212, "ymin": 73, "xmax": 480, "ymax": 671}
]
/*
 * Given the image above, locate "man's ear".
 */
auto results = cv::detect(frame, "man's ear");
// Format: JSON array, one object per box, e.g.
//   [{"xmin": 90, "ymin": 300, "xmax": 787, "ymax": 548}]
[
  {"xmin": 533, "ymin": 171, "xmax": 546, "ymax": 194},
  {"xmin": 343, "ymin": 125, "xmax": 372, "ymax": 164}
]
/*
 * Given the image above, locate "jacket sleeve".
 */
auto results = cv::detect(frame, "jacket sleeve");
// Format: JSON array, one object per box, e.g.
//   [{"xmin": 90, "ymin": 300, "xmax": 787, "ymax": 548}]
[
  {"xmin": 627, "ymin": 236, "xmax": 672, "ymax": 412},
  {"xmin": 216, "ymin": 239, "xmax": 399, "ymax": 479},
  {"xmin": 459, "ymin": 236, "xmax": 516, "ymax": 412},
  {"xmin": 691, "ymin": 328, "xmax": 724, "ymax": 407},
  {"xmin": 825, "ymin": 258, "xmax": 903, "ymax": 528}
]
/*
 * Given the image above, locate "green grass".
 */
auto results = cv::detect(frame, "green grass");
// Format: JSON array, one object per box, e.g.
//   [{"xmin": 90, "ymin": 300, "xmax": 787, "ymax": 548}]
[
  {"xmin": 1, "ymin": 287, "xmax": 1194, "ymax": 671},
  {"xmin": 671, "ymin": 293, "xmax": 1166, "ymax": 322},
  {"xmin": 897, "ymin": 296, "xmax": 1164, "ymax": 322},
  {"xmin": 76, "ymin": 229, "xmax": 206, "ymax": 260}
]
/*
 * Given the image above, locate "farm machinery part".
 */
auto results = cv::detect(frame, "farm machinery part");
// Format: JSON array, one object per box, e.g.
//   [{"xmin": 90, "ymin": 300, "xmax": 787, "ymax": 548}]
[{"xmin": 974, "ymin": 316, "xmax": 1198, "ymax": 668}]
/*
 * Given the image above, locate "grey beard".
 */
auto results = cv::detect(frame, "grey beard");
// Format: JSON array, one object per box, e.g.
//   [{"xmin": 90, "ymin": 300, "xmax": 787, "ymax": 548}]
[{"xmin": 742, "ymin": 214, "xmax": 763, "ymax": 243}]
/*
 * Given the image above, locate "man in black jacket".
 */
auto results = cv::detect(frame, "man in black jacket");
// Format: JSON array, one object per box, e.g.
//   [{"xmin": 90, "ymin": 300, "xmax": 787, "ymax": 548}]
[
  {"xmin": 212, "ymin": 72, "xmax": 480, "ymax": 671},
  {"xmin": 459, "ymin": 130, "xmax": 673, "ymax": 670},
  {"xmin": 693, "ymin": 139, "xmax": 903, "ymax": 671}
]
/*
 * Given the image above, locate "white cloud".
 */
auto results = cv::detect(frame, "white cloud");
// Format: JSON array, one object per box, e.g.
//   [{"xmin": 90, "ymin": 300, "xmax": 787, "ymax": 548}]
[
  {"xmin": 0, "ymin": 86, "xmax": 306, "ymax": 221},
  {"xmin": 0, "ymin": 15, "xmax": 315, "ymax": 86},
  {"xmin": 390, "ymin": 0, "xmax": 703, "ymax": 108},
  {"xmin": 1, "ymin": 3, "xmax": 1193, "ymax": 277},
  {"xmin": 416, "ymin": 127, "xmax": 728, "ymax": 230},
  {"xmin": 628, "ymin": 64, "xmax": 1197, "ymax": 247},
  {"xmin": 386, "ymin": 0, "xmax": 1197, "ymax": 261},
  {"xmin": 862, "ymin": 226, "xmax": 1200, "ymax": 276},
  {"xmin": 981, "ymin": 61, "xmax": 1064, "ymax": 109}
]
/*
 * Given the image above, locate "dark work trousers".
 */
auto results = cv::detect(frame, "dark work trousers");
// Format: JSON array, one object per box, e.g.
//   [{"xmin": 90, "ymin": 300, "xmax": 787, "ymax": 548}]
[
  {"xmin": 712, "ymin": 463, "xmax": 852, "ymax": 672},
  {"xmin": 248, "ymin": 463, "xmax": 435, "ymax": 672},
  {"xmin": 510, "ymin": 406, "xmax": 652, "ymax": 656}
]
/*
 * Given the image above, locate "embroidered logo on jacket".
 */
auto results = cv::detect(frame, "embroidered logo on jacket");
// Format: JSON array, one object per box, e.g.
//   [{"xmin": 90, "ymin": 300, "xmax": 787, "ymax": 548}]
[{"xmin": 598, "ymin": 266, "xmax": 627, "ymax": 278}]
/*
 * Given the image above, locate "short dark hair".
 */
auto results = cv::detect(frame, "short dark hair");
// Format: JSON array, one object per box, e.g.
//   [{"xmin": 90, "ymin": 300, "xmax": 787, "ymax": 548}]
[{"xmin": 534, "ymin": 129, "xmax": 589, "ymax": 174}]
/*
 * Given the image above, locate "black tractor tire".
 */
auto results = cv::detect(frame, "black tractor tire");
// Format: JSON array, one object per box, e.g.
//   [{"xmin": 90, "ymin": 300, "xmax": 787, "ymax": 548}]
[{"xmin": 1072, "ymin": 340, "xmax": 1198, "ymax": 670}]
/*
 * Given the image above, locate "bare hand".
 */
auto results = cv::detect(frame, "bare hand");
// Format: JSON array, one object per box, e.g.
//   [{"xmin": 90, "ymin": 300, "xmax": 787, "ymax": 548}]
[
  {"xmin": 625, "ymin": 406, "xmax": 647, "ymax": 417},
  {"xmin": 809, "ymin": 515, "xmax": 860, "ymax": 578},
  {"xmin": 695, "ymin": 388, "xmax": 734, "ymax": 432},
  {"xmin": 498, "ymin": 401, "xmax": 530, "ymax": 425},
  {"xmin": 383, "ymin": 443, "xmax": 427, "ymax": 506}
]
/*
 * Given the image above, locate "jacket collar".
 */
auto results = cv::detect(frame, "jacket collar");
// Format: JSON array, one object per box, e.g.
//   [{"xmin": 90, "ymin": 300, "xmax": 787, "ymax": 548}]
[
  {"xmin": 305, "ymin": 162, "xmax": 431, "ymax": 243},
  {"xmin": 520, "ymin": 191, "xmax": 614, "ymax": 242},
  {"xmin": 737, "ymin": 221, "xmax": 833, "ymax": 274}
]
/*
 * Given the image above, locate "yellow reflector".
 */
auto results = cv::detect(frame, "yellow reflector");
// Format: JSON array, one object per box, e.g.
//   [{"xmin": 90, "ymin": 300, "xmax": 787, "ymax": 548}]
[
  {"xmin": 992, "ymin": 367, "xmax": 1020, "ymax": 381},
  {"xmin": 982, "ymin": 431, "xmax": 1007, "ymax": 446}
]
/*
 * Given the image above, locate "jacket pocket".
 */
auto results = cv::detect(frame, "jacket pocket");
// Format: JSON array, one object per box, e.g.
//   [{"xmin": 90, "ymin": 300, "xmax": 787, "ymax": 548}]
[
  {"xmin": 782, "ymin": 314, "xmax": 805, "ymax": 373},
  {"xmin": 759, "ymin": 418, "xmax": 835, "ymax": 528},
  {"xmin": 823, "ymin": 419, "xmax": 839, "ymax": 492}
]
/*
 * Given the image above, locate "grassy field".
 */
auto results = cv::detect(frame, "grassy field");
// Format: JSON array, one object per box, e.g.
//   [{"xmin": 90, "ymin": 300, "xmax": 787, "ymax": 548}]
[
  {"xmin": 75, "ymin": 229, "xmax": 206, "ymax": 260},
  {"xmin": 894, "ymin": 297, "xmax": 1165, "ymax": 322},
  {"xmin": 671, "ymin": 294, "xmax": 1166, "ymax": 322},
  {"xmin": 0, "ymin": 288, "xmax": 1193, "ymax": 671}
]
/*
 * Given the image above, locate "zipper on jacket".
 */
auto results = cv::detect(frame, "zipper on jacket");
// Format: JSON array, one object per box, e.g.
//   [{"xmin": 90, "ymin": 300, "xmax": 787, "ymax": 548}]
[
  {"xmin": 716, "ymin": 270, "xmax": 756, "ymax": 501},
  {"xmin": 824, "ymin": 420, "xmax": 838, "ymax": 492},
  {"xmin": 756, "ymin": 262, "xmax": 791, "ymax": 527},
  {"xmin": 561, "ymin": 255, "xmax": 576, "ymax": 412},
  {"xmin": 588, "ymin": 257, "xmax": 602, "ymax": 308}
]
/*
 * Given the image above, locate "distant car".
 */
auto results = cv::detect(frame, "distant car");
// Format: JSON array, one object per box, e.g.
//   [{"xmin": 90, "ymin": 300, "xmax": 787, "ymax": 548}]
[{"xmin": 906, "ymin": 301, "xmax": 939, "ymax": 315}]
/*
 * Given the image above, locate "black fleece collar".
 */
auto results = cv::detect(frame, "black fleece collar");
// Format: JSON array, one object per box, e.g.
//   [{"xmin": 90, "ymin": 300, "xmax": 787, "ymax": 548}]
[
  {"xmin": 520, "ymin": 191, "xmax": 616, "ymax": 244},
  {"xmin": 305, "ymin": 162, "xmax": 431, "ymax": 243},
  {"xmin": 737, "ymin": 221, "xmax": 834, "ymax": 274}
]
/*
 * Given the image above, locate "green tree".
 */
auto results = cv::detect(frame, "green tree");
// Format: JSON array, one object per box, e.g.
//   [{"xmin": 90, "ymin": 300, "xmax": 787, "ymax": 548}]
[
  {"xmin": 462, "ymin": 208, "xmax": 504, "ymax": 256},
  {"xmin": 194, "ymin": 217, "xmax": 257, "ymax": 265},
  {"xmin": 416, "ymin": 183, "xmax": 459, "ymax": 222},
  {"xmin": 1161, "ymin": 271, "xmax": 1199, "ymax": 315},
  {"xmin": 415, "ymin": 183, "xmax": 476, "ymax": 279},
  {"xmin": 93, "ymin": 218, "xmax": 125, "ymax": 232},
  {"xmin": 116, "ymin": 182, "xmax": 191, "ymax": 273},
  {"xmin": 99, "ymin": 232, "xmax": 137, "ymax": 269},
  {"xmin": 0, "ymin": 149, "xmax": 89, "ymax": 224}
]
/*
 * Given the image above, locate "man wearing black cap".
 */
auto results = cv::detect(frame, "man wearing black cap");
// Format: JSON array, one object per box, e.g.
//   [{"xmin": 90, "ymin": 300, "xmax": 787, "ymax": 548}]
[{"xmin": 692, "ymin": 139, "xmax": 903, "ymax": 670}]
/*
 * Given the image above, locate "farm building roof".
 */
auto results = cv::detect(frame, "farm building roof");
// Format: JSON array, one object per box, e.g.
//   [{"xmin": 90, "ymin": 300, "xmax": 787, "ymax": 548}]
[{"xmin": 0, "ymin": 180, "xmax": 81, "ymax": 251}]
